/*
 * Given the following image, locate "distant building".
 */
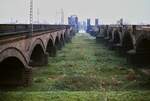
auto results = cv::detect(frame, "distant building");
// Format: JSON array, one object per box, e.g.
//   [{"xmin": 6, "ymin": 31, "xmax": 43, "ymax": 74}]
[
  {"xmin": 86, "ymin": 18, "xmax": 99, "ymax": 36},
  {"xmin": 95, "ymin": 18, "xmax": 99, "ymax": 26},
  {"xmin": 83, "ymin": 21, "xmax": 87, "ymax": 31},
  {"xmin": 87, "ymin": 19, "xmax": 91, "ymax": 27},
  {"xmin": 86, "ymin": 18, "xmax": 91, "ymax": 33},
  {"xmin": 68, "ymin": 15, "xmax": 79, "ymax": 33}
]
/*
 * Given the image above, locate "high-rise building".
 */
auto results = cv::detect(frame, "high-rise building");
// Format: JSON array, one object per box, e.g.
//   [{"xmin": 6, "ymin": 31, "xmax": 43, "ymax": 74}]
[
  {"xmin": 95, "ymin": 18, "xmax": 99, "ymax": 26},
  {"xmin": 87, "ymin": 19, "xmax": 91, "ymax": 27},
  {"xmin": 86, "ymin": 18, "xmax": 91, "ymax": 33},
  {"xmin": 68, "ymin": 15, "xmax": 79, "ymax": 33}
]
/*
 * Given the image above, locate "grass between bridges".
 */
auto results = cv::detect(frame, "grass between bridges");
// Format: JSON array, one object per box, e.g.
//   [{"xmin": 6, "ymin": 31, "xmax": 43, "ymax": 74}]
[{"xmin": 0, "ymin": 33, "xmax": 150, "ymax": 101}]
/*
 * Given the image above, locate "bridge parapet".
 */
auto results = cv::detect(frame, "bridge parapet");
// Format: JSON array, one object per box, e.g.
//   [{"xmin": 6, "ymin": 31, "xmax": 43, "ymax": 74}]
[{"xmin": 0, "ymin": 24, "xmax": 70, "ymax": 39}]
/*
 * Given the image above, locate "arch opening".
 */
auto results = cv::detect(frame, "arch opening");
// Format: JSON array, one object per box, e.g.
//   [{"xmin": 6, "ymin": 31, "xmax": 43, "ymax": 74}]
[
  {"xmin": 113, "ymin": 30, "xmax": 120, "ymax": 44},
  {"xmin": 30, "ymin": 44, "xmax": 48, "ymax": 66},
  {"xmin": 60, "ymin": 34, "xmax": 65, "ymax": 47},
  {"xmin": 122, "ymin": 32, "xmax": 134, "ymax": 52},
  {"xmin": 46, "ymin": 39, "xmax": 57, "ymax": 57},
  {"xmin": 137, "ymin": 39, "xmax": 150, "ymax": 53},
  {"xmin": 0, "ymin": 57, "xmax": 25, "ymax": 86},
  {"xmin": 136, "ymin": 38, "xmax": 150, "ymax": 65},
  {"xmin": 104, "ymin": 28, "xmax": 108, "ymax": 38},
  {"xmin": 108, "ymin": 30, "xmax": 112, "ymax": 40},
  {"xmin": 64, "ymin": 33, "xmax": 67, "ymax": 43},
  {"xmin": 55, "ymin": 36, "xmax": 62, "ymax": 50}
]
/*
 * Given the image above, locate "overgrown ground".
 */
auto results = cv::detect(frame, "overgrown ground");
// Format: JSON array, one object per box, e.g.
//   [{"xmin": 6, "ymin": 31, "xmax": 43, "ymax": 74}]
[{"xmin": 0, "ymin": 33, "xmax": 150, "ymax": 101}]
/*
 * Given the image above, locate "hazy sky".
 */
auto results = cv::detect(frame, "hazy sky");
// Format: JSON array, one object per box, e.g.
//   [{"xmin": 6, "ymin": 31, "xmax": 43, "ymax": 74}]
[{"xmin": 0, "ymin": 0, "xmax": 150, "ymax": 24}]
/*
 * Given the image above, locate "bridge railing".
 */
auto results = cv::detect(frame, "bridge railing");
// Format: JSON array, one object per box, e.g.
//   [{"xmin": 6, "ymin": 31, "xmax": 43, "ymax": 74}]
[{"xmin": 0, "ymin": 24, "xmax": 70, "ymax": 37}]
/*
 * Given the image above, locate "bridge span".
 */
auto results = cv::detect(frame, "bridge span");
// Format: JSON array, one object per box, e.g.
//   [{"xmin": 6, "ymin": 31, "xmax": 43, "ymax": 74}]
[
  {"xmin": 95, "ymin": 24, "xmax": 150, "ymax": 66},
  {"xmin": 0, "ymin": 24, "xmax": 75, "ymax": 86}
]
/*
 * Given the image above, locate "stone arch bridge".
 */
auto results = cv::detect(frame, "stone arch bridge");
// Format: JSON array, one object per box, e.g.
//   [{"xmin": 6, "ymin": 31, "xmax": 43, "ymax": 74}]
[
  {"xmin": 96, "ymin": 24, "xmax": 150, "ymax": 65},
  {"xmin": 0, "ymin": 24, "xmax": 75, "ymax": 86}
]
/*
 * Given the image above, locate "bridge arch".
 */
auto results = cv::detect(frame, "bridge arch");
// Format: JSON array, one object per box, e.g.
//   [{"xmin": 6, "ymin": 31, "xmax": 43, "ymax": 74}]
[
  {"xmin": 64, "ymin": 32, "xmax": 67, "ymax": 42},
  {"xmin": 46, "ymin": 37, "xmax": 57, "ymax": 57},
  {"xmin": 136, "ymin": 33, "xmax": 150, "ymax": 52},
  {"xmin": 122, "ymin": 30, "xmax": 134, "ymax": 52},
  {"xmin": 29, "ymin": 38, "xmax": 45, "ymax": 55},
  {"xmin": 0, "ymin": 47, "xmax": 28, "ymax": 68},
  {"xmin": 0, "ymin": 48, "xmax": 30, "ymax": 86},
  {"xmin": 135, "ymin": 33, "xmax": 150, "ymax": 65},
  {"xmin": 55, "ymin": 36, "xmax": 62, "ymax": 50},
  {"xmin": 113, "ymin": 30, "xmax": 121, "ymax": 44},
  {"xmin": 108, "ymin": 29, "xmax": 113, "ymax": 40},
  {"xmin": 29, "ymin": 38, "xmax": 48, "ymax": 66},
  {"xmin": 60, "ymin": 33, "xmax": 65, "ymax": 47}
]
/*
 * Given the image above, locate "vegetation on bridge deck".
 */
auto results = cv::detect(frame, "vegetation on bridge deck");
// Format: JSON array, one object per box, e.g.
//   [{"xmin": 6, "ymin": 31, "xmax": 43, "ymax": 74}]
[{"xmin": 0, "ymin": 33, "xmax": 150, "ymax": 101}]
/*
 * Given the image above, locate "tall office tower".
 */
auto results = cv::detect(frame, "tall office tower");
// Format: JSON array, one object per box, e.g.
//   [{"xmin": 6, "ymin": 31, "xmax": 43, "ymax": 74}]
[
  {"xmin": 95, "ymin": 18, "xmax": 99, "ymax": 26},
  {"xmin": 87, "ymin": 18, "xmax": 91, "ymax": 27}
]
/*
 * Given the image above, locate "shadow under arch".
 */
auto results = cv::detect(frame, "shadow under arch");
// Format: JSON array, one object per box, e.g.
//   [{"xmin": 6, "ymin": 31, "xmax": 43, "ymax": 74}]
[
  {"xmin": 136, "ymin": 37, "xmax": 150, "ymax": 65},
  {"xmin": 60, "ymin": 34, "xmax": 65, "ymax": 47},
  {"xmin": 0, "ymin": 57, "xmax": 30, "ymax": 87},
  {"xmin": 129, "ymin": 33, "xmax": 150, "ymax": 66},
  {"xmin": 29, "ymin": 44, "xmax": 48, "ymax": 67},
  {"xmin": 108, "ymin": 29, "xmax": 113, "ymax": 40},
  {"xmin": 122, "ymin": 31, "xmax": 134, "ymax": 52},
  {"xmin": 55, "ymin": 36, "xmax": 62, "ymax": 50},
  {"xmin": 113, "ymin": 30, "xmax": 121, "ymax": 44},
  {"xmin": 46, "ymin": 38, "xmax": 57, "ymax": 57}
]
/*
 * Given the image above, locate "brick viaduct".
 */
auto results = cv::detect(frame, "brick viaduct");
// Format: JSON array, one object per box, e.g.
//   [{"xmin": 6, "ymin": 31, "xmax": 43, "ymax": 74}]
[
  {"xmin": 0, "ymin": 24, "xmax": 75, "ymax": 86},
  {"xmin": 96, "ymin": 24, "xmax": 150, "ymax": 65}
]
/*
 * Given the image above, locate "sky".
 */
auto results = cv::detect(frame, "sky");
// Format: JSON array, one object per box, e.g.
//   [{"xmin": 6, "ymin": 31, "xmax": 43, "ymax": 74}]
[{"xmin": 0, "ymin": 0, "xmax": 150, "ymax": 24}]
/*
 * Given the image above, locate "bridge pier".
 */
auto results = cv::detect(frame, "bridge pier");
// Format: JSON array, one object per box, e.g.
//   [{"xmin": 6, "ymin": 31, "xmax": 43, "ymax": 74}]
[
  {"xmin": 46, "ymin": 39, "xmax": 57, "ymax": 57},
  {"xmin": 23, "ymin": 68, "xmax": 33, "ymax": 86},
  {"xmin": 48, "ymin": 46, "xmax": 57, "ymax": 57},
  {"xmin": 61, "ymin": 37, "xmax": 65, "ymax": 47}
]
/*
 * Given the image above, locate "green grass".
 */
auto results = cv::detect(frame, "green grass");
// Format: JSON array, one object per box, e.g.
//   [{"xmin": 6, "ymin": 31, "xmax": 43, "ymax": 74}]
[
  {"xmin": 0, "ymin": 91, "xmax": 150, "ymax": 101},
  {"xmin": 0, "ymin": 33, "xmax": 150, "ymax": 101}
]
